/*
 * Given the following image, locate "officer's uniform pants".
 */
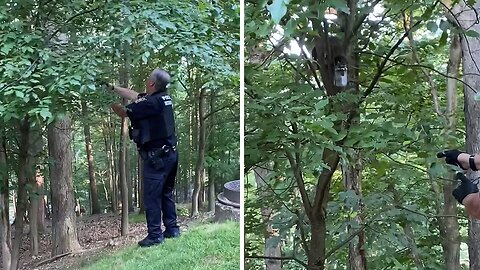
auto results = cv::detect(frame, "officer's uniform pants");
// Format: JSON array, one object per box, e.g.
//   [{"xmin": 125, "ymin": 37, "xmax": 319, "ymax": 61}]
[{"xmin": 143, "ymin": 150, "xmax": 180, "ymax": 239}]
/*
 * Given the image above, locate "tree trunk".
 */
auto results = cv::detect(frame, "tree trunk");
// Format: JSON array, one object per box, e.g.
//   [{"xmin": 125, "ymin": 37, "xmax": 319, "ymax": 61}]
[
  {"xmin": 81, "ymin": 101, "xmax": 101, "ymax": 215},
  {"xmin": 183, "ymin": 182, "xmax": 189, "ymax": 203},
  {"xmin": 191, "ymin": 87, "xmax": 207, "ymax": 216},
  {"xmin": 103, "ymin": 119, "xmax": 117, "ymax": 213},
  {"xmin": 47, "ymin": 115, "xmax": 81, "ymax": 256},
  {"xmin": 0, "ymin": 129, "xmax": 11, "ymax": 270},
  {"xmin": 254, "ymin": 165, "xmax": 282, "ymax": 270},
  {"xmin": 36, "ymin": 170, "xmax": 46, "ymax": 232},
  {"xmin": 126, "ymin": 145, "xmax": 133, "ymax": 213},
  {"xmin": 207, "ymin": 91, "xmax": 216, "ymax": 212},
  {"xmin": 341, "ymin": 153, "xmax": 366, "ymax": 270},
  {"xmin": 138, "ymin": 156, "xmax": 144, "ymax": 214},
  {"xmin": 308, "ymin": 219, "xmax": 327, "ymax": 270},
  {"xmin": 11, "ymin": 118, "xmax": 30, "ymax": 270},
  {"xmin": 208, "ymin": 169, "xmax": 215, "ymax": 212},
  {"xmin": 118, "ymin": 49, "xmax": 130, "ymax": 235},
  {"xmin": 454, "ymin": 2, "xmax": 480, "ymax": 268},
  {"xmin": 119, "ymin": 106, "xmax": 129, "ymax": 235},
  {"xmin": 28, "ymin": 126, "xmax": 43, "ymax": 256}
]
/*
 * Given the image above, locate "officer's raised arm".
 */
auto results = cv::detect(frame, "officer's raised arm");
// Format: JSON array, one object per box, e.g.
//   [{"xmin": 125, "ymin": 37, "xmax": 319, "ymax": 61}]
[
  {"xmin": 109, "ymin": 85, "xmax": 139, "ymax": 100},
  {"xmin": 111, "ymin": 103, "xmax": 128, "ymax": 118}
]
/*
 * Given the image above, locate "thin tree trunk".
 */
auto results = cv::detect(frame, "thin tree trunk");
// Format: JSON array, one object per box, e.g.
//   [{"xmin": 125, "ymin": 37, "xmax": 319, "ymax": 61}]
[
  {"xmin": 342, "ymin": 153, "xmax": 366, "ymax": 270},
  {"xmin": 36, "ymin": 170, "xmax": 46, "ymax": 232},
  {"xmin": 461, "ymin": 13, "xmax": 480, "ymax": 267},
  {"xmin": 208, "ymin": 169, "xmax": 215, "ymax": 212},
  {"xmin": 183, "ymin": 182, "xmax": 189, "ymax": 203},
  {"xmin": 191, "ymin": 87, "xmax": 206, "ymax": 216},
  {"xmin": 126, "ymin": 145, "xmax": 133, "ymax": 213},
  {"xmin": 118, "ymin": 48, "xmax": 130, "ymax": 235},
  {"xmin": 0, "ymin": 128, "xmax": 11, "ymax": 270},
  {"xmin": 11, "ymin": 117, "xmax": 30, "ymax": 270},
  {"xmin": 47, "ymin": 115, "xmax": 81, "ymax": 256},
  {"xmin": 81, "ymin": 101, "xmax": 101, "ymax": 215},
  {"xmin": 119, "ymin": 110, "xmax": 129, "ymax": 235},
  {"xmin": 207, "ymin": 90, "xmax": 216, "ymax": 212},
  {"xmin": 103, "ymin": 120, "xmax": 117, "ymax": 213},
  {"xmin": 28, "ymin": 126, "xmax": 42, "ymax": 257},
  {"xmin": 254, "ymin": 165, "xmax": 281, "ymax": 270},
  {"xmin": 138, "ymin": 156, "xmax": 144, "ymax": 214}
]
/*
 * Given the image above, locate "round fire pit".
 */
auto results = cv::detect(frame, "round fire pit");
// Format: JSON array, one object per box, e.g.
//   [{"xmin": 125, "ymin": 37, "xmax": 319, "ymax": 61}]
[{"xmin": 214, "ymin": 180, "xmax": 240, "ymax": 222}]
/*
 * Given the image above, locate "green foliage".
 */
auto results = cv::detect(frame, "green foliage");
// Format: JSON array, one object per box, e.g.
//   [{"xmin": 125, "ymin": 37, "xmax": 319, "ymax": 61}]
[{"xmin": 245, "ymin": 0, "xmax": 468, "ymax": 268}]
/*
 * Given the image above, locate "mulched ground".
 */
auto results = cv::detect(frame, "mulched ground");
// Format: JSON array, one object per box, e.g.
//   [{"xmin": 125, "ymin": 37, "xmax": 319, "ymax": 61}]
[{"xmin": 1, "ymin": 212, "xmax": 205, "ymax": 270}]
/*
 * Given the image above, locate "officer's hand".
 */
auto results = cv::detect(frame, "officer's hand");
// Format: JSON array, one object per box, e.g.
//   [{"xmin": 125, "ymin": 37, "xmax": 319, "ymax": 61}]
[
  {"xmin": 96, "ymin": 79, "xmax": 114, "ymax": 91},
  {"xmin": 453, "ymin": 172, "xmax": 479, "ymax": 204},
  {"xmin": 437, "ymin": 149, "xmax": 467, "ymax": 170}
]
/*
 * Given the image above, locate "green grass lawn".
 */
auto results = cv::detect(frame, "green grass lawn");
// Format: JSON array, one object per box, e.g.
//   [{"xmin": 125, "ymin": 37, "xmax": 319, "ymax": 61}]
[{"xmin": 80, "ymin": 222, "xmax": 240, "ymax": 270}]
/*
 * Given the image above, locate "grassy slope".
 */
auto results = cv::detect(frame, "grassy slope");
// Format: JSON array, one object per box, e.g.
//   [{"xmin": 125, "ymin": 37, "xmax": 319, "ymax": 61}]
[{"xmin": 80, "ymin": 222, "xmax": 240, "ymax": 270}]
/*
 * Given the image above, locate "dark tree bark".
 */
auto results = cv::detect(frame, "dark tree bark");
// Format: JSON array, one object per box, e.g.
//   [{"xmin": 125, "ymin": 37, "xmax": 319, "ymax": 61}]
[
  {"xmin": 118, "ymin": 47, "xmax": 130, "ymax": 235},
  {"xmin": 11, "ymin": 118, "xmax": 30, "ymax": 270},
  {"xmin": 47, "ymin": 115, "xmax": 81, "ymax": 256},
  {"xmin": 453, "ymin": 2, "xmax": 480, "ymax": 268},
  {"xmin": 0, "ymin": 128, "xmax": 11, "ymax": 270},
  {"xmin": 207, "ymin": 91, "xmax": 216, "ymax": 212},
  {"xmin": 102, "ymin": 119, "xmax": 117, "ymax": 213},
  {"xmin": 342, "ymin": 154, "xmax": 366, "ymax": 270},
  {"xmin": 138, "ymin": 156, "xmax": 144, "ymax": 214},
  {"xmin": 28, "ymin": 126, "xmax": 43, "ymax": 256},
  {"xmin": 191, "ymin": 87, "xmax": 207, "ymax": 216},
  {"xmin": 81, "ymin": 101, "xmax": 101, "ymax": 215},
  {"xmin": 254, "ymin": 165, "xmax": 282, "ymax": 270},
  {"xmin": 119, "ymin": 109, "xmax": 129, "ymax": 235}
]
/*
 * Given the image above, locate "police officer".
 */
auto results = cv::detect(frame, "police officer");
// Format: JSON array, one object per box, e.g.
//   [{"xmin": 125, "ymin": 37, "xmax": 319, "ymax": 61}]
[
  {"xmin": 109, "ymin": 68, "xmax": 180, "ymax": 247},
  {"xmin": 438, "ymin": 149, "xmax": 480, "ymax": 219}
]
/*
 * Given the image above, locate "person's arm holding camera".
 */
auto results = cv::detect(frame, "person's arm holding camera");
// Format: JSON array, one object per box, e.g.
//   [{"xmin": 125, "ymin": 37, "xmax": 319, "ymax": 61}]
[{"xmin": 440, "ymin": 150, "xmax": 480, "ymax": 219}]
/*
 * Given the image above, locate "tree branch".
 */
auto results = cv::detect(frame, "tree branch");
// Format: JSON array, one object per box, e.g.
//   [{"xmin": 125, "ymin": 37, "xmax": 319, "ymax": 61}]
[
  {"xmin": 360, "ymin": 51, "xmax": 478, "ymax": 93},
  {"xmin": 203, "ymin": 101, "xmax": 240, "ymax": 120},
  {"xmin": 284, "ymin": 133, "xmax": 312, "ymax": 217},
  {"xmin": 403, "ymin": 10, "xmax": 442, "ymax": 116},
  {"xmin": 362, "ymin": 17, "xmax": 424, "ymax": 100}
]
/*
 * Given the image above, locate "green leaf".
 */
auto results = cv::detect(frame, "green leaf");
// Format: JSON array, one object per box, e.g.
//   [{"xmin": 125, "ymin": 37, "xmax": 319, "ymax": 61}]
[
  {"xmin": 426, "ymin": 21, "xmax": 437, "ymax": 33},
  {"xmin": 439, "ymin": 19, "xmax": 449, "ymax": 31},
  {"xmin": 267, "ymin": 0, "xmax": 288, "ymax": 24},
  {"xmin": 1, "ymin": 43, "xmax": 13, "ymax": 55},
  {"xmin": 439, "ymin": 31, "xmax": 448, "ymax": 46},
  {"xmin": 39, "ymin": 109, "xmax": 52, "ymax": 120},
  {"xmin": 142, "ymin": 51, "xmax": 150, "ymax": 64},
  {"xmin": 421, "ymin": 6, "xmax": 434, "ymax": 20},
  {"xmin": 157, "ymin": 19, "xmax": 177, "ymax": 31},
  {"xmin": 15, "ymin": 91, "xmax": 24, "ymax": 98},
  {"xmin": 466, "ymin": 29, "xmax": 480, "ymax": 38},
  {"xmin": 284, "ymin": 17, "xmax": 297, "ymax": 37},
  {"xmin": 328, "ymin": 0, "xmax": 350, "ymax": 14},
  {"xmin": 315, "ymin": 99, "xmax": 328, "ymax": 110}
]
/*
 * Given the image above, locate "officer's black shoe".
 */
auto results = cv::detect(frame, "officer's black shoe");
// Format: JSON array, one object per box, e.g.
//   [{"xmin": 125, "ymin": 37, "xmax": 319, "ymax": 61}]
[
  {"xmin": 163, "ymin": 231, "xmax": 180, "ymax": 239},
  {"xmin": 138, "ymin": 236, "xmax": 164, "ymax": 247}
]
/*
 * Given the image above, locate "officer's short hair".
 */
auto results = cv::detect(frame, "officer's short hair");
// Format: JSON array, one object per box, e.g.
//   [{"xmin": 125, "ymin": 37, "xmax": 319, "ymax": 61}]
[{"xmin": 150, "ymin": 68, "xmax": 170, "ymax": 92}]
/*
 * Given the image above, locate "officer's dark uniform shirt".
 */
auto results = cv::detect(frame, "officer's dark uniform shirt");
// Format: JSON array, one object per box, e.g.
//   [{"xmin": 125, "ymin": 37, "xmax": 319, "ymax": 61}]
[{"xmin": 125, "ymin": 91, "xmax": 177, "ymax": 148}]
